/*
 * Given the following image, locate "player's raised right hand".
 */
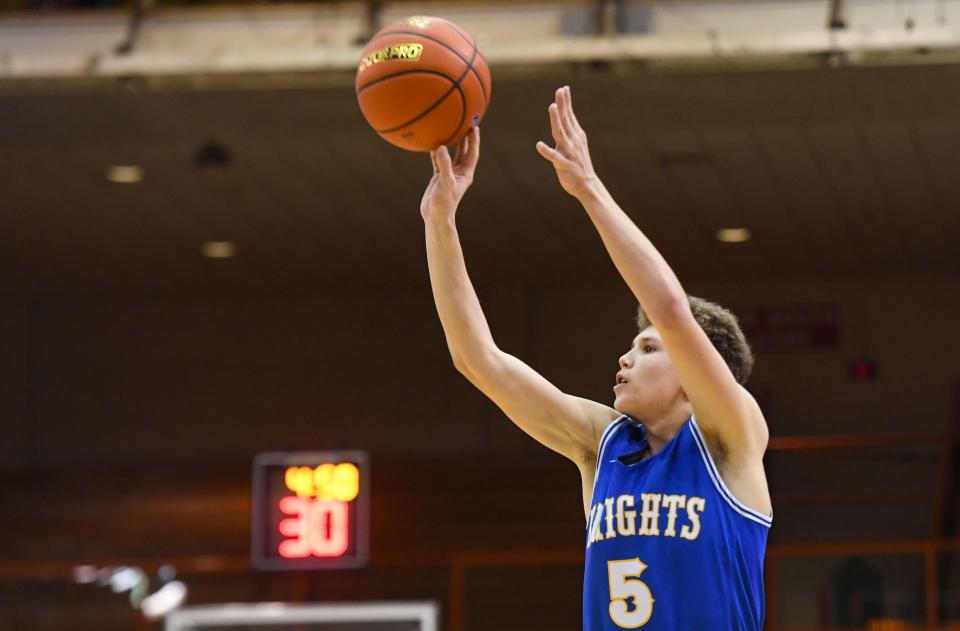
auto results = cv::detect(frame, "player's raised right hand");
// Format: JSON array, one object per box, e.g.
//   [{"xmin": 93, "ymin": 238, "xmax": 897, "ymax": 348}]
[{"xmin": 420, "ymin": 126, "xmax": 480, "ymax": 223}]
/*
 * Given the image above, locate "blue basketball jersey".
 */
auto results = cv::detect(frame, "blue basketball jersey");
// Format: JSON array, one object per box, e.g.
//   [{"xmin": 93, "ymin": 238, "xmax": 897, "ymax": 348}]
[{"xmin": 583, "ymin": 415, "xmax": 770, "ymax": 630}]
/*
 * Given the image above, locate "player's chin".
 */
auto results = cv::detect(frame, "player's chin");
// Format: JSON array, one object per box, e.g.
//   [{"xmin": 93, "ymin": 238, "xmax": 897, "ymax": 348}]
[
  {"xmin": 613, "ymin": 390, "xmax": 641, "ymax": 416},
  {"xmin": 612, "ymin": 391, "xmax": 628, "ymax": 410}
]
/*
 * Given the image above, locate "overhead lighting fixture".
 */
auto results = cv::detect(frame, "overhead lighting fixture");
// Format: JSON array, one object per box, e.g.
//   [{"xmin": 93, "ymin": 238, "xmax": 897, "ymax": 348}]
[
  {"xmin": 202, "ymin": 241, "xmax": 237, "ymax": 259},
  {"xmin": 716, "ymin": 228, "xmax": 751, "ymax": 243},
  {"xmin": 105, "ymin": 165, "xmax": 145, "ymax": 184}
]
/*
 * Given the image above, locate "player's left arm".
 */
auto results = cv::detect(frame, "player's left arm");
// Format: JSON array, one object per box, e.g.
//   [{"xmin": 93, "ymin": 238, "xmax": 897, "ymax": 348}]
[{"xmin": 536, "ymin": 86, "xmax": 769, "ymax": 462}]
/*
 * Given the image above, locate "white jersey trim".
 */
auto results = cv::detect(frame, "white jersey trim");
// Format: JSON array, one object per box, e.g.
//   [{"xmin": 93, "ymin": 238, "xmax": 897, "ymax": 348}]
[
  {"xmin": 689, "ymin": 416, "xmax": 772, "ymax": 528},
  {"xmin": 591, "ymin": 416, "xmax": 629, "ymax": 494}
]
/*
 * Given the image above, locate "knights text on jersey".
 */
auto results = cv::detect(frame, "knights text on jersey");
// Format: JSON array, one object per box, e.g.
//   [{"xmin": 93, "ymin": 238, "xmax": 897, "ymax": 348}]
[{"xmin": 583, "ymin": 415, "xmax": 771, "ymax": 630}]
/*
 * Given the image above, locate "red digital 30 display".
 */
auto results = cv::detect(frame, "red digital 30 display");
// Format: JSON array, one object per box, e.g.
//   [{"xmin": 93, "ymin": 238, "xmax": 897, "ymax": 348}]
[{"xmin": 252, "ymin": 451, "xmax": 369, "ymax": 570}]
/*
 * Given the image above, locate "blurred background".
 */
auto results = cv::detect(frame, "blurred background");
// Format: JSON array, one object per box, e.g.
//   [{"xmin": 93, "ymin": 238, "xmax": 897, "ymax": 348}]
[{"xmin": 1, "ymin": 0, "xmax": 959, "ymax": 629}]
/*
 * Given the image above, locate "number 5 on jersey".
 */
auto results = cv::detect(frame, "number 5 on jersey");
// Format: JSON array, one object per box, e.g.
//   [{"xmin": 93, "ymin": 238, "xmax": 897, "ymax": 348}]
[{"xmin": 608, "ymin": 558, "xmax": 655, "ymax": 628}]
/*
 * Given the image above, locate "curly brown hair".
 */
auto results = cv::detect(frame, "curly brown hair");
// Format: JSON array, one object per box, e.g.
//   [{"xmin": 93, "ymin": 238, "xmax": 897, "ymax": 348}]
[{"xmin": 636, "ymin": 296, "xmax": 754, "ymax": 384}]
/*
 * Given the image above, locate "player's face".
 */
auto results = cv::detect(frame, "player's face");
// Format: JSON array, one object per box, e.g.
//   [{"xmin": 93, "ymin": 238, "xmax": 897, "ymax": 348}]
[{"xmin": 613, "ymin": 326, "xmax": 686, "ymax": 418}]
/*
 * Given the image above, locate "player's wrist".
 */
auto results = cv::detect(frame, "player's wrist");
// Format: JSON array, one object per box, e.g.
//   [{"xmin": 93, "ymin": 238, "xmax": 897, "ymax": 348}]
[
  {"xmin": 572, "ymin": 175, "xmax": 607, "ymax": 205},
  {"xmin": 423, "ymin": 211, "xmax": 458, "ymax": 231}
]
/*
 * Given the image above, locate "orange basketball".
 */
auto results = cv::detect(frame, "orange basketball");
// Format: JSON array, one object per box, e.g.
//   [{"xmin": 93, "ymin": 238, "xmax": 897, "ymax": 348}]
[{"xmin": 355, "ymin": 16, "xmax": 491, "ymax": 152}]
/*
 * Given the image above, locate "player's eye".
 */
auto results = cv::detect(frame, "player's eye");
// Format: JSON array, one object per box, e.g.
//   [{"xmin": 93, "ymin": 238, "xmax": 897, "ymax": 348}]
[{"xmin": 643, "ymin": 345, "xmax": 656, "ymax": 353}]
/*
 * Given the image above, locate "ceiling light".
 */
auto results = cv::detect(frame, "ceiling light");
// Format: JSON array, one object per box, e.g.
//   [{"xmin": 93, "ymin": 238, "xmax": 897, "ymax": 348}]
[
  {"xmin": 105, "ymin": 165, "xmax": 144, "ymax": 184},
  {"xmin": 202, "ymin": 241, "xmax": 236, "ymax": 259},
  {"xmin": 716, "ymin": 228, "xmax": 751, "ymax": 243}
]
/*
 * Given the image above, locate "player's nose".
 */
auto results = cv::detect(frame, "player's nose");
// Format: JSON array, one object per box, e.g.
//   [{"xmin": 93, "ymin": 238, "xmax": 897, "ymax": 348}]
[{"xmin": 618, "ymin": 354, "xmax": 632, "ymax": 369}]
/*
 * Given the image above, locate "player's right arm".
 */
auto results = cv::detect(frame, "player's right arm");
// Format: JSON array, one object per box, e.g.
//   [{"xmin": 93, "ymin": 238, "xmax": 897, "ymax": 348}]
[{"xmin": 421, "ymin": 127, "xmax": 619, "ymax": 467}]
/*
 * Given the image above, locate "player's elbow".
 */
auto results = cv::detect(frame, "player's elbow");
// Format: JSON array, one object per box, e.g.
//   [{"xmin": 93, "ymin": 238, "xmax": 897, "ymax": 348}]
[
  {"xmin": 450, "ymin": 346, "xmax": 501, "ymax": 381},
  {"xmin": 450, "ymin": 350, "xmax": 473, "ymax": 376}
]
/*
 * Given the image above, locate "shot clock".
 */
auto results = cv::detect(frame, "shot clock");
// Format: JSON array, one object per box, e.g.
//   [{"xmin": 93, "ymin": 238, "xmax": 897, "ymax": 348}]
[{"xmin": 252, "ymin": 451, "xmax": 369, "ymax": 570}]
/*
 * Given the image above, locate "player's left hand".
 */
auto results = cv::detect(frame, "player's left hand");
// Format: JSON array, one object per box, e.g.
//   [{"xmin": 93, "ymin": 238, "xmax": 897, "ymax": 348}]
[{"xmin": 536, "ymin": 86, "xmax": 598, "ymax": 199}]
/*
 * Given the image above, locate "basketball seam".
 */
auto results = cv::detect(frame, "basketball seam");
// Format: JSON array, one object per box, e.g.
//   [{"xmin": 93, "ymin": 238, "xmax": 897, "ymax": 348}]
[
  {"xmin": 438, "ymin": 86, "xmax": 467, "ymax": 147},
  {"xmin": 368, "ymin": 42, "xmax": 477, "ymax": 142},
  {"xmin": 356, "ymin": 68, "xmax": 457, "ymax": 95},
  {"xmin": 370, "ymin": 75, "xmax": 461, "ymax": 135},
  {"xmin": 437, "ymin": 43, "xmax": 478, "ymax": 145},
  {"xmin": 443, "ymin": 22, "xmax": 490, "ymax": 106},
  {"xmin": 369, "ymin": 29, "xmax": 488, "ymax": 106}
]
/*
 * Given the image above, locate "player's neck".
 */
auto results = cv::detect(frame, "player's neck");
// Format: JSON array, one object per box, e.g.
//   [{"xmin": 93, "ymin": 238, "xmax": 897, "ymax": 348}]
[{"xmin": 641, "ymin": 406, "xmax": 693, "ymax": 456}]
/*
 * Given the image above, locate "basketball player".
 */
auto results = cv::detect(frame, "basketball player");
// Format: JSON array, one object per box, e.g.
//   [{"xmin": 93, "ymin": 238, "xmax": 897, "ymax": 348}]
[{"xmin": 420, "ymin": 86, "xmax": 771, "ymax": 629}]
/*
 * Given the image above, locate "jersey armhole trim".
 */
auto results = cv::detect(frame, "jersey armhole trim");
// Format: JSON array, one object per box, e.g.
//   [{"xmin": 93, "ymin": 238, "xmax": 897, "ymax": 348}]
[
  {"xmin": 689, "ymin": 416, "xmax": 773, "ymax": 528},
  {"xmin": 590, "ymin": 416, "xmax": 628, "ymax": 492}
]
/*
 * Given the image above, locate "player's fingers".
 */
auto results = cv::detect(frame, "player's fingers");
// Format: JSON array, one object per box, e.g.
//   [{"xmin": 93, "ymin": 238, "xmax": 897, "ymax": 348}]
[
  {"xmin": 563, "ymin": 86, "xmax": 585, "ymax": 135},
  {"xmin": 536, "ymin": 141, "xmax": 565, "ymax": 164},
  {"xmin": 463, "ymin": 126, "xmax": 481, "ymax": 171},
  {"xmin": 436, "ymin": 145, "xmax": 456, "ymax": 182},
  {"xmin": 429, "ymin": 149, "xmax": 439, "ymax": 176},
  {"xmin": 556, "ymin": 87, "xmax": 575, "ymax": 139},
  {"xmin": 562, "ymin": 86, "xmax": 581, "ymax": 139},
  {"xmin": 454, "ymin": 133, "xmax": 468, "ymax": 166},
  {"xmin": 548, "ymin": 103, "xmax": 565, "ymax": 145}
]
